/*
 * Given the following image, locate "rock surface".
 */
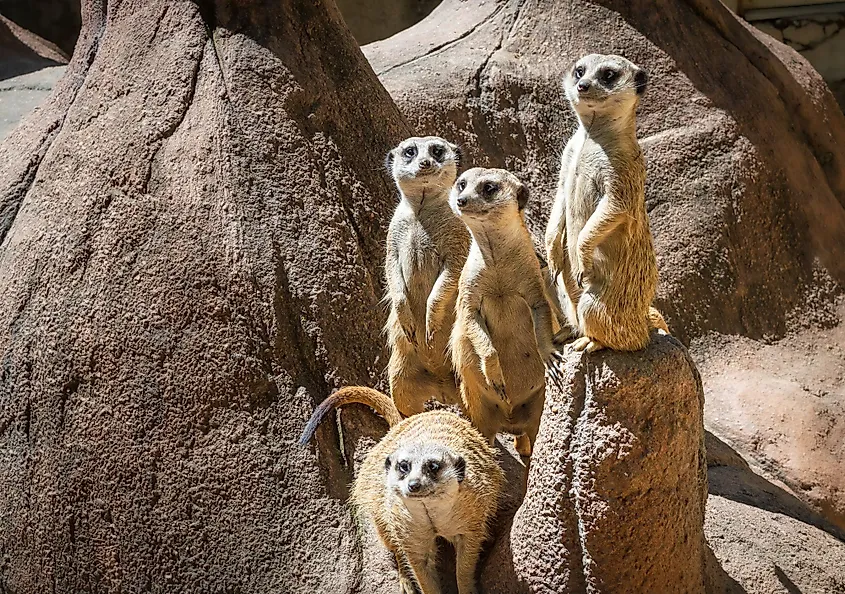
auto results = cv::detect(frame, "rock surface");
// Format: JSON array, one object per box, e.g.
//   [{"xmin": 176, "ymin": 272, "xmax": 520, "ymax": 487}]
[
  {"xmin": 364, "ymin": 0, "xmax": 845, "ymax": 546},
  {"xmin": 0, "ymin": 0, "xmax": 410, "ymax": 592},
  {"xmin": 705, "ymin": 432, "xmax": 845, "ymax": 593},
  {"xmin": 503, "ymin": 335, "xmax": 707, "ymax": 594}
]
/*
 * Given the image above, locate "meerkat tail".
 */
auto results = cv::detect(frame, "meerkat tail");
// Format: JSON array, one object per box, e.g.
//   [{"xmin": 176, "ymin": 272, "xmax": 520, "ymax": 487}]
[
  {"xmin": 298, "ymin": 386, "xmax": 404, "ymax": 445},
  {"xmin": 648, "ymin": 306, "xmax": 670, "ymax": 335}
]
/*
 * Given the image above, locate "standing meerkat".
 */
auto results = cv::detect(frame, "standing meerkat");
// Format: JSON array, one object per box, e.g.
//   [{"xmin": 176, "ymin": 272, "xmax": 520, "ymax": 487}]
[
  {"xmin": 450, "ymin": 168, "xmax": 565, "ymax": 457},
  {"xmin": 384, "ymin": 137, "xmax": 471, "ymax": 416},
  {"xmin": 545, "ymin": 54, "xmax": 669, "ymax": 353},
  {"xmin": 299, "ymin": 386, "xmax": 503, "ymax": 594}
]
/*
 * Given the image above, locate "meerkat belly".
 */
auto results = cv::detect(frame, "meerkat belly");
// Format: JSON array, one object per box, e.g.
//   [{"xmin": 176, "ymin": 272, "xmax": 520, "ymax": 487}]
[
  {"xmin": 401, "ymin": 496, "xmax": 464, "ymax": 540},
  {"xmin": 399, "ymin": 229, "xmax": 440, "ymax": 323},
  {"xmin": 483, "ymin": 294, "xmax": 545, "ymax": 403}
]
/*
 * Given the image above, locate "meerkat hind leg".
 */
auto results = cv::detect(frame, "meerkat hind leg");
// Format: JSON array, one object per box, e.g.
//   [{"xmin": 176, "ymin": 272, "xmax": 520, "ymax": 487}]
[{"xmin": 514, "ymin": 434, "xmax": 532, "ymax": 457}]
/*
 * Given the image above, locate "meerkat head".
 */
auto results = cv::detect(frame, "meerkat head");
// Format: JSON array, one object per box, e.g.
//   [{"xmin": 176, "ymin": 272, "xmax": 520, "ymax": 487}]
[
  {"xmin": 563, "ymin": 54, "xmax": 648, "ymax": 117},
  {"xmin": 385, "ymin": 442, "xmax": 466, "ymax": 500},
  {"xmin": 450, "ymin": 167, "xmax": 529, "ymax": 228},
  {"xmin": 385, "ymin": 136, "xmax": 462, "ymax": 204}
]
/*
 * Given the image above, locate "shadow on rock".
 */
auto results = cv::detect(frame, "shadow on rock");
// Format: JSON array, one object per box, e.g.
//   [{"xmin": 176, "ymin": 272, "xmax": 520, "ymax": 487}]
[{"xmin": 706, "ymin": 431, "xmax": 845, "ymax": 543}]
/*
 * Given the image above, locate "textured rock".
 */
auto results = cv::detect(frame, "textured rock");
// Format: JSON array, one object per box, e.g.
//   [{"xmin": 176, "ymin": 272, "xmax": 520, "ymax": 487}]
[
  {"xmin": 505, "ymin": 335, "xmax": 707, "ymax": 594},
  {"xmin": 0, "ymin": 1, "xmax": 410, "ymax": 592},
  {"xmin": 0, "ymin": 0, "xmax": 81, "ymax": 55}
]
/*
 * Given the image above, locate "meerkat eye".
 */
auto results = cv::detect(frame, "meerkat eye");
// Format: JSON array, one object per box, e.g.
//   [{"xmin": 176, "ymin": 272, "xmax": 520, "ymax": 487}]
[
  {"xmin": 403, "ymin": 146, "xmax": 417, "ymax": 159},
  {"xmin": 456, "ymin": 179, "xmax": 467, "ymax": 192},
  {"xmin": 430, "ymin": 145, "xmax": 445, "ymax": 161},
  {"xmin": 601, "ymin": 69, "xmax": 617, "ymax": 84},
  {"xmin": 425, "ymin": 461, "xmax": 440, "ymax": 475},
  {"xmin": 482, "ymin": 182, "xmax": 498, "ymax": 196},
  {"xmin": 574, "ymin": 66, "xmax": 585, "ymax": 79},
  {"xmin": 396, "ymin": 460, "xmax": 411, "ymax": 475}
]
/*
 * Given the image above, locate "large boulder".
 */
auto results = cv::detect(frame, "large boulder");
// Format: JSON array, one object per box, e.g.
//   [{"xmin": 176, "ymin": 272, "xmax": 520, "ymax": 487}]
[
  {"xmin": 501, "ymin": 336, "xmax": 707, "ymax": 593},
  {"xmin": 0, "ymin": 0, "xmax": 411, "ymax": 591},
  {"xmin": 363, "ymin": 0, "xmax": 845, "ymax": 536}
]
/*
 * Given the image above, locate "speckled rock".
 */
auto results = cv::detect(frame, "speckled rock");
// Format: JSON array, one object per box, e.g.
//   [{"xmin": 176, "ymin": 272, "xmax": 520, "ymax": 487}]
[
  {"xmin": 503, "ymin": 335, "xmax": 707, "ymax": 593},
  {"xmin": 0, "ymin": 1, "xmax": 410, "ymax": 592}
]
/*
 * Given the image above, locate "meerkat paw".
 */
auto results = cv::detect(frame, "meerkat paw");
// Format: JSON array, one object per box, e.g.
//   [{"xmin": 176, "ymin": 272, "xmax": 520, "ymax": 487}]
[
  {"xmin": 424, "ymin": 320, "xmax": 439, "ymax": 347},
  {"xmin": 481, "ymin": 357, "xmax": 508, "ymax": 402},
  {"xmin": 570, "ymin": 336, "xmax": 605, "ymax": 352}
]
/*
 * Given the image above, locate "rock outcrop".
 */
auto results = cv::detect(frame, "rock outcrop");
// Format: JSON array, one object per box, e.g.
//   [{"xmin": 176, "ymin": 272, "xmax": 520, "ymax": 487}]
[
  {"xmin": 0, "ymin": 1, "xmax": 410, "ymax": 592},
  {"xmin": 500, "ymin": 336, "xmax": 707, "ymax": 593}
]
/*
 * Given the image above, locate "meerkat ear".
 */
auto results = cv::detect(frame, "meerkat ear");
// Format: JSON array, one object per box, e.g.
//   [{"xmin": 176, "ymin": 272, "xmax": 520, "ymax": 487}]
[
  {"xmin": 384, "ymin": 150, "xmax": 395, "ymax": 174},
  {"xmin": 634, "ymin": 68, "xmax": 648, "ymax": 96},
  {"xmin": 453, "ymin": 455, "xmax": 466, "ymax": 483},
  {"xmin": 384, "ymin": 455, "xmax": 392, "ymax": 472},
  {"xmin": 516, "ymin": 183, "xmax": 530, "ymax": 211},
  {"xmin": 451, "ymin": 143, "xmax": 463, "ymax": 168}
]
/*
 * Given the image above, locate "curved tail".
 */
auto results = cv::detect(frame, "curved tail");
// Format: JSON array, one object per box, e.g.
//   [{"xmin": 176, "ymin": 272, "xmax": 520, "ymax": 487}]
[
  {"xmin": 648, "ymin": 306, "xmax": 670, "ymax": 335},
  {"xmin": 298, "ymin": 386, "xmax": 403, "ymax": 446}
]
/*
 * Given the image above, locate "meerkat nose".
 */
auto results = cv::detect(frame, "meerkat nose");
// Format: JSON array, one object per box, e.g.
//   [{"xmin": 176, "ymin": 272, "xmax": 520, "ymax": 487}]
[
  {"xmin": 577, "ymin": 81, "xmax": 590, "ymax": 92},
  {"xmin": 419, "ymin": 159, "xmax": 433, "ymax": 169},
  {"xmin": 457, "ymin": 197, "xmax": 468, "ymax": 208},
  {"xmin": 407, "ymin": 479, "xmax": 422, "ymax": 493}
]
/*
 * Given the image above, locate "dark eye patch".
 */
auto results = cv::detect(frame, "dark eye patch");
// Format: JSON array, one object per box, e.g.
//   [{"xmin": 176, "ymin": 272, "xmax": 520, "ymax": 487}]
[
  {"xmin": 430, "ymin": 144, "xmax": 446, "ymax": 161},
  {"xmin": 601, "ymin": 69, "xmax": 617, "ymax": 84},
  {"xmin": 457, "ymin": 179, "xmax": 467, "ymax": 192},
  {"xmin": 574, "ymin": 65, "xmax": 585, "ymax": 79},
  {"xmin": 424, "ymin": 460, "xmax": 441, "ymax": 476},
  {"xmin": 403, "ymin": 146, "xmax": 417, "ymax": 160},
  {"xmin": 482, "ymin": 182, "xmax": 498, "ymax": 198},
  {"xmin": 396, "ymin": 460, "xmax": 411, "ymax": 476}
]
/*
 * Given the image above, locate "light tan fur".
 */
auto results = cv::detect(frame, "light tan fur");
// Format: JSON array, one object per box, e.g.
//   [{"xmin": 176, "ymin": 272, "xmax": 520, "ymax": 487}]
[
  {"xmin": 299, "ymin": 386, "xmax": 503, "ymax": 594},
  {"xmin": 449, "ymin": 168, "xmax": 564, "ymax": 457},
  {"xmin": 384, "ymin": 137, "xmax": 471, "ymax": 416},
  {"xmin": 545, "ymin": 54, "xmax": 668, "ymax": 353}
]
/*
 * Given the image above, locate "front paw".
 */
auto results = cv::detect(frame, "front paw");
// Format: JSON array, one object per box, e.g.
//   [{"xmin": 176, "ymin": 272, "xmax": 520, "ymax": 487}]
[
  {"xmin": 396, "ymin": 302, "xmax": 418, "ymax": 346},
  {"xmin": 424, "ymin": 315, "xmax": 440, "ymax": 347},
  {"xmin": 481, "ymin": 357, "xmax": 508, "ymax": 402},
  {"xmin": 576, "ymin": 266, "xmax": 592, "ymax": 289},
  {"xmin": 541, "ymin": 345, "xmax": 566, "ymax": 389}
]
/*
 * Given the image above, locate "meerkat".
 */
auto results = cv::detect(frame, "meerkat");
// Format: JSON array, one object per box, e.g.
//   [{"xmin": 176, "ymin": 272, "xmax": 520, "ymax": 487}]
[
  {"xmin": 384, "ymin": 137, "xmax": 471, "ymax": 416},
  {"xmin": 545, "ymin": 54, "xmax": 669, "ymax": 354},
  {"xmin": 299, "ymin": 386, "xmax": 503, "ymax": 594},
  {"xmin": 449, "ymin": 168, "xmax": 565, "ymax": 457}
]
